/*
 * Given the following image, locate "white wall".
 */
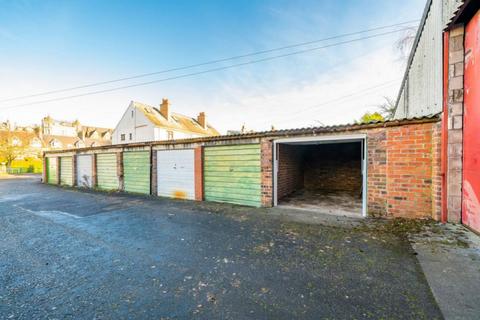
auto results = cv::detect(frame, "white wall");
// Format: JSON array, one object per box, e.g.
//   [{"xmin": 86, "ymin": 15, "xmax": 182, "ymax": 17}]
[
  {"xmin": 112, "ymin": 103, "xmax": 155, "ymax": 144},
  {"xmin": 113, "ymin": 102, "xmax": 208, "ymax": 144},
  {"xmin": 154, "ymin": 128, "xmax": 195, "ymax": 140}
]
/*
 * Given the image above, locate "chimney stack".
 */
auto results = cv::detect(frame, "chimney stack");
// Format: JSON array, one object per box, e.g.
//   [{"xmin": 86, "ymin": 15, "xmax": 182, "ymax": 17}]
[
  {"xmin": 160, "ymin": 98, "xmax": 170, "ymax": 121},
  {"xmin": 197, "ymin": 112, "xmax": 207, "ymax": 129}
]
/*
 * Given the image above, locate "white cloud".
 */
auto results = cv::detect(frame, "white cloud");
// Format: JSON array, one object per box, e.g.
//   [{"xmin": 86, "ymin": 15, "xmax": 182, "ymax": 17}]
[
  {"xmin": 0, "ymin": 44, "xmax": 405, "ymax": 134},
  {"xmin": 194, "ymin": 45, "xmax": 405, "ymax": 133}
]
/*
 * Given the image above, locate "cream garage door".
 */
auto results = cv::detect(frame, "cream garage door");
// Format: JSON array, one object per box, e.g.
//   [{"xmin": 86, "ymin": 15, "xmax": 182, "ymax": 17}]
[
  {"xmin": 157, "ymin": 149, "xmax": 195, "ymax": 200},
  {"xmin": 76, "ymin": 154, "xmax": 93, "ymax": 188}
]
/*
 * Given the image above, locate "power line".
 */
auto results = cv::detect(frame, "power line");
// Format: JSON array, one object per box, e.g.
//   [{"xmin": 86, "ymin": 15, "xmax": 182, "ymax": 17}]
[
  {"xmin": 0, "ymin": 20, "xmax": 418, "ymax": 103},
  {"xmin": 0, "ymin": 27, "xmax": 414, "ymax": 111},
  {"xmin": 272, "ymin": 79, "xmax": 401, "ymax": 125}
]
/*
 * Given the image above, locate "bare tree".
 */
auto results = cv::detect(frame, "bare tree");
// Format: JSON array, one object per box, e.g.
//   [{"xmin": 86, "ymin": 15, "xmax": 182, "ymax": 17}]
[
  {"xmin": 395, "ymin": 26, "xmax": 417, "ymax": 62},
  {"xmin": 377, "ymin": 96, "xmax": 397, "ymax": 120}
]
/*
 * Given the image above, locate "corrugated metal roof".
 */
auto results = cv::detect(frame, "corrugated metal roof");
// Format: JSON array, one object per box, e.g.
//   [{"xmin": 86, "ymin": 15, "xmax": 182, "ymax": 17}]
[
  {"xmin": 445, "ymin": 0, "xmax": 479, "ymax": 29},
  {"xmin": 45, "ymin": 114, "xmax": 441, "ymax": 154},
  {"xmin": 394, "ymin": 0, "xmax": 463, "ymax": 119}
]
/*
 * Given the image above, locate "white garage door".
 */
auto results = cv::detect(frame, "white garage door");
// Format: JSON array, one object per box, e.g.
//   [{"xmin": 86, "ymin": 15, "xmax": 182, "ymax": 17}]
[
  {"xmin": 157, "ymin": 149, "xmax": 195, "ymax": 200},
  {"xmin": 77, "ymin": 154, "xmax": 93, "ymax": 188}
]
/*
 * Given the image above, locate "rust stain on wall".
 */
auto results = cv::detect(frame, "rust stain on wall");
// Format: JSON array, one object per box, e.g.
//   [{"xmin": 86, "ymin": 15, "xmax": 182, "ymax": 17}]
[{"xmin": 172, "ymin": 190, "xmax": 187, "ymax": 199}]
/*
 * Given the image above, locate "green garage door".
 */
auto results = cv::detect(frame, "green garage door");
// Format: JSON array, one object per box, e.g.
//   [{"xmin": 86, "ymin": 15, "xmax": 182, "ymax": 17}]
[
  {"xmin": 124, "ymin": 151, "xmax": 150, "ymax": 194},
  {"xmin": 59, "ymin": 156, "xmax": 73, "ymax": 186},
  {"xmin": 96, "ymin": 153, "xmax": 119, "ymax": 190},
  {"xmin": 46, "ymin": 157, "xmax": 58, "ymax": 184},
  {"xmin": 204, "ymin": 144, "xmax": 261, "ymax": 207}
]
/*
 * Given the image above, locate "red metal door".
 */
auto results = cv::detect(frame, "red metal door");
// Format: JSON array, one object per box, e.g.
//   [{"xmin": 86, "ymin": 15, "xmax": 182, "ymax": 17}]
[{"xmin": 463, "ymin": 10, "xmax": 480, "ymax": 233}]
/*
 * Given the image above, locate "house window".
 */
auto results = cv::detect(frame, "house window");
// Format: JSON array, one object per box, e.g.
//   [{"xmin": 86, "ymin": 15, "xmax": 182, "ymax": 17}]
[
  {"xmin": 131, "ymin": 110, "xmax": 134, "ymax": 118},
  {"xmin": 129, "ymin": 133, "xmax": 132, "ymax": 140},
  {"xmin": 51, "ymin": 140, "xmax": 62, "ymax": 148},
  {"xmin": 167, "ymin": 131, "xmax": 174, "ymax": 140},
  {"xmin": 121, "ymin": 134, "xmax": 125, "ymax": 141},
  {"xmin": 30, "ymin": 138, "xmax": 41, "ymax": 148}
]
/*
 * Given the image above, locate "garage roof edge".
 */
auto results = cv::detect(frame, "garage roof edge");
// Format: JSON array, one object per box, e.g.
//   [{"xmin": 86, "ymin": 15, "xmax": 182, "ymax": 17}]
[{"xmin": 44, "ymin": 114, "xmax": 440, "ymax": 155}]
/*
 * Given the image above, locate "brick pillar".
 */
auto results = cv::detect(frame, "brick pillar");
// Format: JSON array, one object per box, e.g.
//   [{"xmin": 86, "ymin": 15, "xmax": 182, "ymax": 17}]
[
  {"xmin": 72, "ymin": 155, "xmax": 77, "ymax": 187},
  {"xmin": 194, "ymin": 146, "xmax": 203, "ymax": 201},
  {"xmin": 151, "ymin": 149, "xmax": 157, "ymax": 196},
  {"xmin": 431, "ymin": 122, "xmax": 443, "ymax": 221},
  {"xmin": 42, "ymin": 155, "xmax": 47, "ymax": 183},
  {"xmin": 117, "ymin": 152, "xmax": 124, "ymax": 191},
  {"xmin": 261, "ymin": 139, "xmax": 273, "ymax": 207},
  {"xmin": 56, "ymin": 156, "xmax": 61, "ymax": 185},
  {"xmin": 367, "ymin": 130, "xmax": 387, "ymax": 216},
  {"xmin": 92, "ymin": 154, "xmax": 97, "ymax": 188},
  {"xmin": 447, "ymin": 26, "xmax": 465, "ymax": 223}
]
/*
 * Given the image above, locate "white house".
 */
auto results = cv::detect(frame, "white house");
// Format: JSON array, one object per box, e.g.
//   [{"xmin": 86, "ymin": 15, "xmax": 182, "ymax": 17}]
[{"xmin": 112, "ymin": 99, "xmax": 220, "ymax": 144}]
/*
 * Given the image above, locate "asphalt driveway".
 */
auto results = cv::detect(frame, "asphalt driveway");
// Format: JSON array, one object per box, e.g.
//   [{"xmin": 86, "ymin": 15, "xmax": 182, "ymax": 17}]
[{"xmin": 0, "ymin": 177, "xmax": 442, "ymax": 319}]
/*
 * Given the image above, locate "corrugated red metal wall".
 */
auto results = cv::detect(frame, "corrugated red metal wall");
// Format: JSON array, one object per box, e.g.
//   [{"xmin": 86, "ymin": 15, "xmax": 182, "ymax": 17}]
[{"xmin": 462, "ymin": 9, "xmax": 480, "ymax": 233}]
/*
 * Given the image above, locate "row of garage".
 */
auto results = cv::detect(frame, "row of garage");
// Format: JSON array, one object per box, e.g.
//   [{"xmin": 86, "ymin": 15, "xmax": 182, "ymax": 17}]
[
  {"xmin": 45, "ymin": 144, "xmax": 263, "ymax": 207},
  {"xmin": 44, "ymin": 117, "xmax": 443, "ymax": 219}
]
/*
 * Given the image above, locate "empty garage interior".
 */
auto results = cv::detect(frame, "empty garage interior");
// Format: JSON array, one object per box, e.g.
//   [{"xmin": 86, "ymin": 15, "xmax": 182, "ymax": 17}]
[{"xmin": 275, "ymin": 139, "xmax": 365, "ymax": 216}]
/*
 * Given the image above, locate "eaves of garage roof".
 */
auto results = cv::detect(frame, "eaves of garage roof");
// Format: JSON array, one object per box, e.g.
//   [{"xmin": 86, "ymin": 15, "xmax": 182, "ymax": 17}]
[
  {"xmin": 445, "ymin": 0, "xmax": 479, "ymax": 30},
  {"xmin": 44, "ymin": 114, "xmax": 440, "ymax": 155}
]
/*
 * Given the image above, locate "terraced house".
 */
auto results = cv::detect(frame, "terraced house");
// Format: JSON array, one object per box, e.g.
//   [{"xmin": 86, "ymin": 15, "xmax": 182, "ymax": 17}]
[{"xmin": 0, "ymin": 117, "xmax": 112, "ymax": 173}]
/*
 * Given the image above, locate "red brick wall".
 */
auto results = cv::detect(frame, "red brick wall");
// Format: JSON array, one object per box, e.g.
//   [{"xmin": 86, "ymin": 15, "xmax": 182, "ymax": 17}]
[
  {"xmin": 261, "ymin": 140, "xmax": 273, "ymax": 207},
  {"xmin": 117, "ymin": 152, "xmax": 124, "ymax": 191},
  {"xmin": 92, "ymin": 154, "xmax": 97, "ymax": 187},
  {"xmin": 151, "ymin": 149, "xmax": 157, "ymax": 195},
  {"xmin": 194, "ymin": 147, "xmax": 203, "ymax": 201},
  {"xmin": 366, "ymin": 130, "xmax": 387, "ymax": 215},
  {"xmin": 260, "ymin": 121, "xmax": 441, "ymax": 219},
  {"xmin": 386, "ymin": 124, "xmax": 435, "ymax": 218},
  {"xmin": 277, "ymin": 144, "xmax": 304, "ymax": 200},
  {"xmin": 304, "ymin": 143, "xmax": 362, "ymax": 193},
  {"xmin": 432, "ymin": 122, "xmax": 442, "ymax": 220}
]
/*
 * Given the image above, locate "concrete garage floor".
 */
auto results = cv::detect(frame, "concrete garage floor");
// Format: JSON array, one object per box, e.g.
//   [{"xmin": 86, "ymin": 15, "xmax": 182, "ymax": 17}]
[
  {"xmin": 0, "ymin": 177, "xmax": 443, "ymax": 319},
  {"xmin": 279, "ymin": 189, "xmax": 363, "ymax": 217}
]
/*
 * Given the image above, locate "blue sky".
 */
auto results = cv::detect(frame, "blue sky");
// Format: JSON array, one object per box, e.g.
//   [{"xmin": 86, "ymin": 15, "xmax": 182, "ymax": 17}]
[{"xmin": 0, "ymin": 0, "xmax": 425, "ymax": 132}]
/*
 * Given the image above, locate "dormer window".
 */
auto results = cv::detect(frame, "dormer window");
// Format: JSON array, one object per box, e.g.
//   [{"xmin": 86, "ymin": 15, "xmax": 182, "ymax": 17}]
[
  {"xmin": 50, "ymin": 139, "xmax": 62, "ymax": 148},
  {"xmin": 74, "ymin": 141, "xmax": 85, "ymax": 148}
]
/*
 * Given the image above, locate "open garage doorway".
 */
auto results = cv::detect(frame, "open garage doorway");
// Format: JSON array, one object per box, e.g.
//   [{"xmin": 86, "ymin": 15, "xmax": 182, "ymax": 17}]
[{"xmin": 273, "ymin": 135, "xmax": 367, "ymax": 217}]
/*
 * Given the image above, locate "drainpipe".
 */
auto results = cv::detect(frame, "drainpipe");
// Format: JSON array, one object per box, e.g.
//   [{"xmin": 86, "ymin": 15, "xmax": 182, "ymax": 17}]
[{"xmin": 441, "ymin": 31, "xmax": 449, "ymax": 223}]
